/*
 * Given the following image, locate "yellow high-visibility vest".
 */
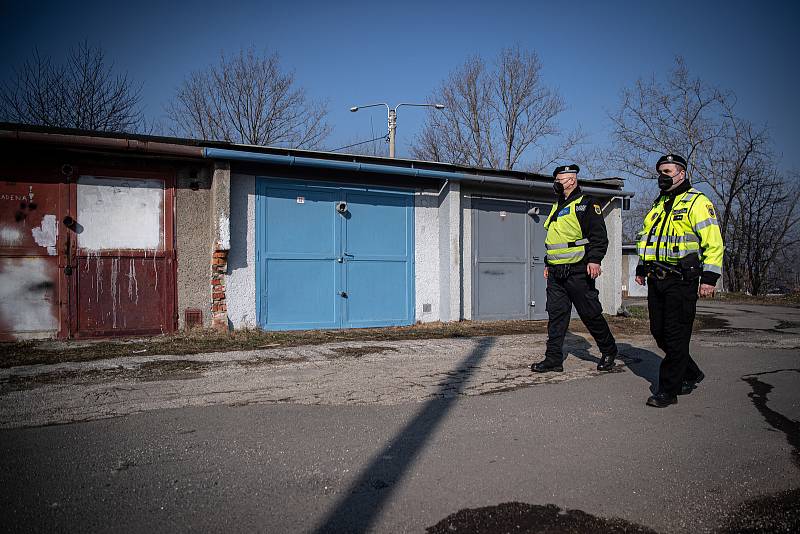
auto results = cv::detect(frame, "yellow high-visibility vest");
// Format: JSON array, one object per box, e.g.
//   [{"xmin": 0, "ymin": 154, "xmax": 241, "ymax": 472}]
[
  {"xmin": 637, "ymin": 188, "xmax": 724, "ymax": 275},
  {"xmin": 544, "ymin": 195, "xmax": 589, "ymax": 265}
]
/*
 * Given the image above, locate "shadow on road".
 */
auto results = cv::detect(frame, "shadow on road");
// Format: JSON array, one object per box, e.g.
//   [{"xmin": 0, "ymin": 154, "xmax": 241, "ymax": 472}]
[
  {"xmin": 562, "ymin": 331, "xmax": 600, "ymax": 365},
  {"xmin": 312, "ymin": 337, "xmax": 496, "ymax": 534},
  {"xmin": 617, "ymin": 342, "xmax": 661, "ymax": 394},
  {"xmin": 561, "ymin": 334, "xmax": 662, "ymax": 394}
]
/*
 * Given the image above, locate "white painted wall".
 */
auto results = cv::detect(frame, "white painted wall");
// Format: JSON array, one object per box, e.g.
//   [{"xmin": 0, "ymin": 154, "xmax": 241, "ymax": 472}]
[
  {"xmin": 461, "ymin": 192, "xmax": 472, "ymax": 320},
  {"xmin": 77, "ymin": 176, "xmax": 163, "ymax": 250},
  {"xmin": 624, "ymin": 254, "xmax": 648, "ymax": 297},
  {"xmin": 596, "ymin": 198, "xmax": 623, "ymax": 314},
  {"xmin": 437, "ymin": 182, "xmax": 464, "ymax": 322},
  {"xmin": 227, "ymin": 174, "xmax": 257, "ymax": 329},
  {"xmin": 414, "ymin": 190, "xmax": 440, "ymax": 323}
]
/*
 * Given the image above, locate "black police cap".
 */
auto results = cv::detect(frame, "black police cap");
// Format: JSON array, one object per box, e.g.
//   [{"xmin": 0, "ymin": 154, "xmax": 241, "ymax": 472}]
[
  {"xmin": 553, "ymin": 164, "xmax": 580, "ymax": 177},
  {"xmin": 656, "ymin": 154, "xmax": 687, "ymax": 170}
]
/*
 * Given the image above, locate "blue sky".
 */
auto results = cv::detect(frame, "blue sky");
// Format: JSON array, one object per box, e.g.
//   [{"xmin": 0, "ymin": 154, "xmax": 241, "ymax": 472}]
[{"xmin": 1, "ymin": 0, "xmax": 798, "ymax": 175}]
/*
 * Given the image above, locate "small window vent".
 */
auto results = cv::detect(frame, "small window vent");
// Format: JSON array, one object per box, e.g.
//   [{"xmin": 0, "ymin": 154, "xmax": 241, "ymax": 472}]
[{"xmin": 185, "ymin": 308, "xmax": 203, "ymax": 329}]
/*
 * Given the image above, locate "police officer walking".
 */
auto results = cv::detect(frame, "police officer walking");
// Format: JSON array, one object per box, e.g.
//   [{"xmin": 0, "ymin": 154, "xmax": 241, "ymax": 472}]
[
  {"xmin": 532, "ymin": 164, "xmax": 619, "ymax": 373},
  {"xmin": 635, "ymin": 154, "xmax": 724, "ymax": 408}
]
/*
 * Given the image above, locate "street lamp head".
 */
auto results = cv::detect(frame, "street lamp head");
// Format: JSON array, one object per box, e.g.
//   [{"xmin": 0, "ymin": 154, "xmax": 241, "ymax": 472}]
[
  {"xmin": 349, "ymin": 106, "xmax": 359, "ymax": 112},
  {"xmin": 434, "ymin": 104, "xmax": 445, "ymax": 110}
]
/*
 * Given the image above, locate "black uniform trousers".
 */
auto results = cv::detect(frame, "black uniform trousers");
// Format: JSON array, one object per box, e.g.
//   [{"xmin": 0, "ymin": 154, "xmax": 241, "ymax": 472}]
[
  {"xmin": 544, "ymin": 270, "xmax": 618, "ymax": 364},
  {"xmin": 647, "ymin": 276, "xmax": 703, "ymax": 396}
]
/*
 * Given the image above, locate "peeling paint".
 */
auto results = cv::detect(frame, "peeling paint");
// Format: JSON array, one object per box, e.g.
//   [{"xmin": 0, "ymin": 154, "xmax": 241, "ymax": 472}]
[
  {"xmin": 127, "ymin": 258, "xmax": 139, "ymax": 304},
  {"xmin": 0, "ymin": 257, "xmax": 58, "ymax": 336},
  {"xmin": 31, "ymin": 214, "xmax": 58, "ymax": 255},
  {"xmin": 110, "ymin": 258, "xmax": 119, "ymax": 329},
  {"xmin": 218, "ymin": 214, "xmax": 230, "ymax": 250},
  {"xmin": 95, "ymin": 255, "xmax": 104, "ymax": 302},
  {"xmin": 0, "ymin": 227, "xmax": 22, "ymax": 247}
]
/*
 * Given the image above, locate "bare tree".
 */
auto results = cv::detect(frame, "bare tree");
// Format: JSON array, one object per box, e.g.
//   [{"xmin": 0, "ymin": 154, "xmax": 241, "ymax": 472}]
[
  {"xmin": 167, "ymin": 48, "xmax": 331, "ymax": 148},
  {"xmin": 725, "ymin": 169, "xmax": 800, "ymax": 294},
  {"xmin": 0, "ymin": 41, "xmax": 144, "ymax": 132},
  {"xmin": 608, "ymin": 57, "xmax": 730, "ymax": 182},
  {"xmin": 410, "ymin": 47, "xmax": 580, "ymax": 171},
  {"xmin": 610, "ymin": 57, "xmax": 800, "ymax": 293}
]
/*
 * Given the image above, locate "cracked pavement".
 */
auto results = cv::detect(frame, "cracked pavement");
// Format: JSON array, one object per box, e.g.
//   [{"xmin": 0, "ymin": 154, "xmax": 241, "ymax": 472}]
[
  {"xmin": 1, "ymin": 300, "xmax": 799, "ymax": 533},
  {"xmin": 1, "ymin": 332, "xmax": 649, "ymax": 428}
]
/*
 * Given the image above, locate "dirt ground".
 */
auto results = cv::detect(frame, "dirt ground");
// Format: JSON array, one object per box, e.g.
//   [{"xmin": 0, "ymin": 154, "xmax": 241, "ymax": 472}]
[
  {"xmin": 0, "ymin": 305, "xmax": 725, "ymax": 369},
  {"xmin": 699, "ymin": 291, "xmax": 800, "ymax": 307}
]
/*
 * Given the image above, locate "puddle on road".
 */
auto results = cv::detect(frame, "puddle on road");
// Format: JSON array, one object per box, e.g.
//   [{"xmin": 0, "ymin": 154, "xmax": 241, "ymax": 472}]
[
  {"xmin": 426, "ymin": 502, "xmax": 657, "ymax": 533},
  {"xmin": 718, "ymin": 488, "xmax": 800, "ymax": 533},
  {"xmin": 741, "ymin": 369, "xmax": 800, "ymax": 470},
  {"xmin": 428, "ymin": 493, "xmax": 800, "ymax": 534}
]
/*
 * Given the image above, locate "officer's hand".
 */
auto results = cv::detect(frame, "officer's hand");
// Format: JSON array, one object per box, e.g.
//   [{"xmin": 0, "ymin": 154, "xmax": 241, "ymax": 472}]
[
  {"xmin": 587, "ymin": 263, "xmax": 601, "ymax": 279},
  {"xmin": 635, "ymin": 276, "xmax": 646, "ymax": 286},
  {"xmin": 699, "ymin": 283, "xmax": 715, "ymax": 298},
  {"xmin": 543, "ymin": 266, "xmax": 549, "ymax": 279}
]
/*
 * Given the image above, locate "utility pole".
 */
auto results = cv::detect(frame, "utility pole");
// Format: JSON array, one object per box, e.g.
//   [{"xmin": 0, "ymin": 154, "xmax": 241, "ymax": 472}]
[
  {"xmin": 388, "ymin": 108, "xmax": 397, "ymax": 158},
  {"xmin": 350, "ymin": 102, "xmax": 444, "ymax": 158}
]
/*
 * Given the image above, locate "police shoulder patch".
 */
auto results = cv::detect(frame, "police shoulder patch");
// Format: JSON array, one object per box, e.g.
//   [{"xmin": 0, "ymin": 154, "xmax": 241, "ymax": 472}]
[
  {"xmin": 593, "ymin": 204, "xmax": 601, "ymax": 215},
  {"xmin": 706, "ymin": 204, "xmax": 716, "ymax": 218}
]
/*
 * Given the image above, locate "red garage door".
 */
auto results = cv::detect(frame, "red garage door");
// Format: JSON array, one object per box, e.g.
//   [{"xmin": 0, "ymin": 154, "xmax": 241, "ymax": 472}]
[
  {"xmin": 0, "ymin": 165, "xmax": 176, "ymax": 340},
  {"xmin": 0, "ymin": 170, "xmax": 66, "ymax": 339}
]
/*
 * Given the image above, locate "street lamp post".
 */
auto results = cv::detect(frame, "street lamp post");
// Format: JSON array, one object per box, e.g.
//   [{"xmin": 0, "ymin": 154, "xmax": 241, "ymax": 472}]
[{"xmin": 350, "ymin": 102, "xmax": 444, "ymax": 158}]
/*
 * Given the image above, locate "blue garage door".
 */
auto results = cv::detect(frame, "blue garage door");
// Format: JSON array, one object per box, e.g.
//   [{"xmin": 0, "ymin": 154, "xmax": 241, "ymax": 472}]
[{"xmin": 256, "ymin": 179, "xmax": 414, "ymax": 330}]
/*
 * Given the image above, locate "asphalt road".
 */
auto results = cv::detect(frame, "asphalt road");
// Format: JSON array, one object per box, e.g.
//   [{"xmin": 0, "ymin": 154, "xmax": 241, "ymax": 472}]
[{"xmin": 1, "ymin": 301, "xmax": 798, "ymax": 533}]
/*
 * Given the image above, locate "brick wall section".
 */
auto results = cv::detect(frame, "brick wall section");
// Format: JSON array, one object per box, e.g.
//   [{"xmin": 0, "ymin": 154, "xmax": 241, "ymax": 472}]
[{"xmin": 211, "ymin": 250, "xmax": 229, "ymax": 330}]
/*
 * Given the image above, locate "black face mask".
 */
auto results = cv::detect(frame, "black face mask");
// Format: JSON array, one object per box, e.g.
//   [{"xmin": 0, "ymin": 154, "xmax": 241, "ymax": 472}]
[
  {"xmin": 553, "ymin": 181, "xmax": 565, "ymax": 196},
  {"xmin": 657, "ymin": 173, "xmax": 674, "ymax": 191}
]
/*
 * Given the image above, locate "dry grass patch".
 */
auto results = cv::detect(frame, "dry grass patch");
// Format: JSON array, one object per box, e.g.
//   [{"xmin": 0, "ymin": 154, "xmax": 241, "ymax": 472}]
[{"xmin": 1, "ymin": 310, "xmax": 723, "ymax": 369}]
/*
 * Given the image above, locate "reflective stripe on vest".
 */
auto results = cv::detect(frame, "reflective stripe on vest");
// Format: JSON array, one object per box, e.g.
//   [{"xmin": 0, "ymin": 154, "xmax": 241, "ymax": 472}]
[
  {"xmin": 636, "ymin": 188, "xmax": 724, "ymax": 271},
  {"xmin": 544, "ymin": 195, "xmax": 587, "ymax": 265}
]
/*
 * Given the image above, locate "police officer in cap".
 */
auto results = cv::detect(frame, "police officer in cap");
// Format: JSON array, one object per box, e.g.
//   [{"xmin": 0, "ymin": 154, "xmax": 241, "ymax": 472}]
[
  {"xmin": 532, "ymin": 164, "xmax": 619, "ymax": 373},
  {"xmin": 635, "ymin": 154, "xmax": 724, "ymax": 407}
]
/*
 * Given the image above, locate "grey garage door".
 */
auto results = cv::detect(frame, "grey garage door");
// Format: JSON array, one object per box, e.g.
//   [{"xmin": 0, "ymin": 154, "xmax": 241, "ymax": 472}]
[{"xmin": 472, "ymin": 197, "xmax": 550, "ymax": 320}]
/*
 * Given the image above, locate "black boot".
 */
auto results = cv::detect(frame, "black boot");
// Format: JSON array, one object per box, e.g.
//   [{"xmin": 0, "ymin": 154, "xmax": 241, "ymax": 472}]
[
  {"xmin": 531, "ymin": 360, "xmax": 564, "ymax": 373},
  {"xmin": 597, "ymin": 353, "xmax": 616, "ymax": 371},
  {"xmin": 646, "ymin": 392, "xmax": 678, "ymax": 408},
  {"xmin": 679, "ymin": 371, "xmax": 706, "ymax": 395}
]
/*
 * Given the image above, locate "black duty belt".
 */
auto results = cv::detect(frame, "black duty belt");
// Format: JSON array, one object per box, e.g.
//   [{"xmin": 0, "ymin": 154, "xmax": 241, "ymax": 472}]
[{"xmin": 644, "ymin": 261, "xmax": 683, "ymax": 280}]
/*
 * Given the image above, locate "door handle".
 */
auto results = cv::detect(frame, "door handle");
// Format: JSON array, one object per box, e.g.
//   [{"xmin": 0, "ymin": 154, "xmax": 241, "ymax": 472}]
[{"xmin": 338, "ymin": 291, "xmax": 348, "ymax": 298}]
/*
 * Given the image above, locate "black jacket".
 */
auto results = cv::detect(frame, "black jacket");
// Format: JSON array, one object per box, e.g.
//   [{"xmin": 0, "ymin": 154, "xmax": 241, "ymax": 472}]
[{"xmin": 550, "ymin": 186, "xmax": 609, "ymax": 265}]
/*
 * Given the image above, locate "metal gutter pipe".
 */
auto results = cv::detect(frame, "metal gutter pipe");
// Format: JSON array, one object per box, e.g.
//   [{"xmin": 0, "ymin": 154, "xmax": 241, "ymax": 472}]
[
  {"xmin": 0, "ymin": 130, "xmax": 204, "ymax": 157},
  {"xmin": 202, "ymin": 147, "xmax": 634, "ymax": 198}
]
